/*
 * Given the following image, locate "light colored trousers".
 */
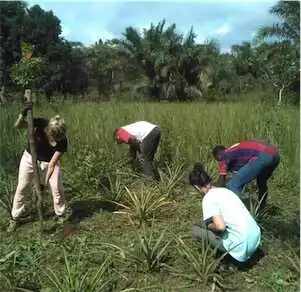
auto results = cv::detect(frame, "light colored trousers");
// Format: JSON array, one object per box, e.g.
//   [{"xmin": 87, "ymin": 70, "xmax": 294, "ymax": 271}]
[{"xmin": 11, "ymin": 150, "xmax": 66, "ymax": 219}]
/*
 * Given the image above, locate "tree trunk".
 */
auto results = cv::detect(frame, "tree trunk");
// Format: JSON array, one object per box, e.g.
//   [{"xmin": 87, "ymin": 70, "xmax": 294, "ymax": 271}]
[
  {"xmin": 278, "ymin": 85, "xmax": 285, "ymax": 105},
  {"xmin": 0, "ymin": 43, "xmax": 6, "ymax": 105},
  {"xmin": 24, "ymin": 89, "xmax": 44, "ymax": 231},
  {"xmin": 0, "ymin": 68, "xmax": 7, "ymax": 105},
  {"xmin": 0, "ymin": 85, "xmax": 6, "ymax": 105}
]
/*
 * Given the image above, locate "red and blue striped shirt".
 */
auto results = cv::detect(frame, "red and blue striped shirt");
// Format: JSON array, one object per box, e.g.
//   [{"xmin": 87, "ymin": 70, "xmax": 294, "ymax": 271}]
[{"xmin": 218, "ymin": 140, "xmax": 279, "ymax": 175}]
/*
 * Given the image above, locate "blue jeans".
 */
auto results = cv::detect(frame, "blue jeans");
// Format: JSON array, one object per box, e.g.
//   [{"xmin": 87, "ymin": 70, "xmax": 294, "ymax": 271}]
[{"xmin": 227, "ymin": 153, "xmax": 280, "ymax": 203}]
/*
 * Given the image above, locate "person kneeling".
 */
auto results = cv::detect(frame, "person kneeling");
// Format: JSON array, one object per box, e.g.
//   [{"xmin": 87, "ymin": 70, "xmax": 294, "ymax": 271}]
[{"xmin": 189, "ymin": 163, "xmax": 261, "ymax": 265}]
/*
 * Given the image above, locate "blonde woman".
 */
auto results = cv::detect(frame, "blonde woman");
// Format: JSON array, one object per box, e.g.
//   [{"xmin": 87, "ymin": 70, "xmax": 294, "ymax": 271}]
[{"xmin": 7, "ymin": 106, "xmax": 68, "ymax": 232}]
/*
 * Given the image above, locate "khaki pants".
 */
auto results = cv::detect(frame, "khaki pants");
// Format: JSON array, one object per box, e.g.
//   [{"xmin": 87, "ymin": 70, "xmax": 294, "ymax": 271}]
[{"xmin": 11, "ymin": 150, "xmax": 66, "ymax": 219}]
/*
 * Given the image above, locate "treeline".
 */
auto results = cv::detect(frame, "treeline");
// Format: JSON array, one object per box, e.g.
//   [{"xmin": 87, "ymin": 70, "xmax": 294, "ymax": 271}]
[{"xmin": 0, "ymin": 1, "xmax": 299, "ymax": 104}]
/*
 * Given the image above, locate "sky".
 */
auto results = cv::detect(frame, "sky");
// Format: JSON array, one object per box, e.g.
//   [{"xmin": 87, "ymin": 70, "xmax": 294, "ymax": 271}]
[{"xmin": 28, "ymin": 0, "xmax": 278, "ymax": 53}]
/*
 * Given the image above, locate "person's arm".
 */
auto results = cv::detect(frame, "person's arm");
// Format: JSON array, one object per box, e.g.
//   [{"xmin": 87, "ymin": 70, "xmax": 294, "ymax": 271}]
[
  {"xmin": 127, "ymin": 136, "xmax": 141, "ymax": 160},
  {"xmin": 14, "ymin": 104, "xmax": 33, "ymax": 128},
  {"xmin": 128, "ymin": 146, "xmax": 137, "ymax": 160},
  {"xmin": 216, "ymin": 160, "xmax": 228, "ymax": 187},
  {"xmin": 203, "ymin": 196, "xmax": 226, "ymax": 234},
  {"xmin": 44, "ymin": 137, "xmax": 67, "ymax": 185},
  {"xmin": 45, "ymin": 151, "xmax": 62, "ymax": 185},
  {"xmin": 14, "ymin": 114, "xmax": 28, "ymax": 128},
  {"xmin": 115, "ymin": 128, "xmax": 140, "ymax": 163},
  {"xmin": 206, "ymin": 215, "xmax": 226, "ymax": 232},
  {"xmin": 216, "ymin": 175, "xmax": 227, "ymax": 187}
]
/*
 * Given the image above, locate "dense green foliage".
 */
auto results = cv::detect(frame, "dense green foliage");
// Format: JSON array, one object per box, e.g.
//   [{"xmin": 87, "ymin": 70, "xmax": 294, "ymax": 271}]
[
  {"xmin": 0, "ymin": 98, "xmax": 299, "ymax": 291},
  {"xmin": 0, "ymin": 1, "xmax": 299, "ymax": 104}
]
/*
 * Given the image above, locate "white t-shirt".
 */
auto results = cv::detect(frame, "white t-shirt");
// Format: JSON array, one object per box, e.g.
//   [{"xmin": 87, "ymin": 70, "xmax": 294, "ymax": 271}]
[
  {"xmin": 202, "ymin": 187, "xmax": 261, "ymax": 262},
  {"xmin": 121, "ymin": 121, "xmax": 157, "ymax": 142}
]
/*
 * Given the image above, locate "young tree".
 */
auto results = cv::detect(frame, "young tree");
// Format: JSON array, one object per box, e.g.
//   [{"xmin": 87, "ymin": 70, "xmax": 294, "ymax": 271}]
[
  {"xmin": 87, "ymin": 41, "xmax": 138, "ymax": 98},
  {"xmin": 10, "ymin": 42, "xmax": 45, "ymax": 230},
  {"xmin": 11, "ymin": 43, "xmax": 44, "ymax": 93},
  {"xmin": 256, "ymin": 41, "xmax": 298, "ymax": 105},
  {"xmin": 254, "ymin": 0, "xmax": 300, "ymax": 104}
]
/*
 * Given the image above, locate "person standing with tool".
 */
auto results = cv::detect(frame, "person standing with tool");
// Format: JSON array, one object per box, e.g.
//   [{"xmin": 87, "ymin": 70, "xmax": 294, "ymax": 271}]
[{"xmin": 7, "ymin": 105, "xmax": 69, "ymax": 232}]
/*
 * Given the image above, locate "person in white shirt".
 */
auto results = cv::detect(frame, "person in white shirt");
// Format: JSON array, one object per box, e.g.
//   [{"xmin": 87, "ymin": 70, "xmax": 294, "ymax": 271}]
[
  {"xmin": 114, "ymin": 121, "xmax": 161, "ymax": 180},
  {"xmin": 188, "ymin": 163, "xmax": 261, "ymax": 264}
]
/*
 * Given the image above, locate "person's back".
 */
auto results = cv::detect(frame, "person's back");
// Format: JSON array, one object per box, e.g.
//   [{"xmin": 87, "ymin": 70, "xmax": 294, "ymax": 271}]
[
  {"xmin": 203, "ymin": 187, "xmax": 261, "ymax": 262},
  {"xmin": 122, "ymin": 121, "xmax": 156, "ymax": 142},
  {"xmin": 115, "ymin": 121, "xmax": 161, "ymax": 180},
  {"xmin": 213, "ymin": 140, "xmax": 280, "ymax": 206},
  {"xmin": 223, "ymin": 140, "xmax": 279, "ymax": 170}
]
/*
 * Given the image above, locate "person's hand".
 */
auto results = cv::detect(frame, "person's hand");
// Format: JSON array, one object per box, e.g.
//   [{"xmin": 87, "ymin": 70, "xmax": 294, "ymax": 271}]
[
  {"xmin": 126, "ymin": 157, "xmax": 137, "ymax": 165},
  {"xmin": 21, "ymin": 103, "xmax": 33, "ymax": 117},
  {"xmin": 45, "ymin": 164, "xmax": 55, "ymax": 185}
]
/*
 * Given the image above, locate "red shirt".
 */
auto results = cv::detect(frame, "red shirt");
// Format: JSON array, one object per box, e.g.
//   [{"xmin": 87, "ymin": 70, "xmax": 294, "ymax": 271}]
[
  {"xmin": 115, "ymin": 128, "xmax": 132, "ymax": 143},
  {"xmin": 218, "ymin": 140, "xmax": 279, "ymax": 175}
]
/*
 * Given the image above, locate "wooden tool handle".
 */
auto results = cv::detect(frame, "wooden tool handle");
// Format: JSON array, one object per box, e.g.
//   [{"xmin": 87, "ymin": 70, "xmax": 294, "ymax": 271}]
[{"xmin": 24, "ymin": 89, "xmax": 44, "ymax": 231}]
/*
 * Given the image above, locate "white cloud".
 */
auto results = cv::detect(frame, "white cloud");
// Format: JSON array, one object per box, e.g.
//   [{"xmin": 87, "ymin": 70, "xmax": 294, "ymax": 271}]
[
  {"xmin": 85, "ymin": 28, "xmax": 116, "ymax": 45},
  {"xmin": 136, "ymin": 23, "xmax": 151, "ymax": 34},
  {"xmin": 214, "ymin": 24, "xmax": 231, "ymax": 36},
  {"xmin": 195, "ymin": 33, "xmax": 206, "ymax": 44},
  {"xmin": 100, "ymin": 30, "xmax": 116, "ymax": 41},
  {"xmin": 221, "ymin": 47, "xmax": 231, "ymax": 54}
]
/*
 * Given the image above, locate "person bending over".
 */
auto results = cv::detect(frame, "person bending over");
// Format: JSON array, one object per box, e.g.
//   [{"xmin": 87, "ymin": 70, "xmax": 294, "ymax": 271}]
[
  {"xmin": 114, "ymin": 121, "xmax": 161, "ymax": 181},
  {"xmin": 8, "ymin": 105, "xmax": 68, "ymax": 232},
  {"xmin": 189, "ymin": 163, "xmax": 261, "ymax": 264},
  {"xmin": 213, "ymin": 140, "xmax": 280, "ymax": 207}
]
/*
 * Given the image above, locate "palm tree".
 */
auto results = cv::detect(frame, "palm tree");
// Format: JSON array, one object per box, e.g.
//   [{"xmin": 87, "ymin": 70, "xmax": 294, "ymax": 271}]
[
  {"xmin": 254, "ymin": 1, "xmax": 300, "ymax": 104},
  {"xmin": 230, "ymin": 42, "xmax": 259, "ymax": 91},
  {"xmin": 255, "ymin": 1, "xmax": 300, "ymax": 45},
  {"xmin": 121, "ymin": 20, "xmax": 209, "ymax": 101}
]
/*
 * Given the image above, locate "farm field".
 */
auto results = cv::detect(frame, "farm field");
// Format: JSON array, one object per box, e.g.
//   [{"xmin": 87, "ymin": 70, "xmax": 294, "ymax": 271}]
[{"xmin": 0, "ymin": 100, "xmax": 299, "ymax": 291}]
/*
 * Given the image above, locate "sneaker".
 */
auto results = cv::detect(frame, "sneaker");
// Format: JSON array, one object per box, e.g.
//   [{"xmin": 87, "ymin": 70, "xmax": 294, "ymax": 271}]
[{"xmin": 7, "ymin": 219, "xmax": 19, "ymax": 233}]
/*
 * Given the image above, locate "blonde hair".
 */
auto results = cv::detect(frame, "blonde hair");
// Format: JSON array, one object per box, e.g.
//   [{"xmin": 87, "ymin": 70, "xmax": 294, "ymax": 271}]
[{"xmin": 47, "ymin": 115, "xmax": 67, "ymax": 141}]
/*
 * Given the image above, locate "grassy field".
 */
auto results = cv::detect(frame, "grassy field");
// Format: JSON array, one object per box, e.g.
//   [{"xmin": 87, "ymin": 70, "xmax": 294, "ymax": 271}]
[{"xmin": 0, "ymin": 100, "xmax": 299, "ymax": 291}]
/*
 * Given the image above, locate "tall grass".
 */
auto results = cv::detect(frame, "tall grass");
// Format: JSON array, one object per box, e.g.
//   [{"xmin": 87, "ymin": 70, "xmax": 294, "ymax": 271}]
[
  {"xmin": 0, "ymin": 98, "xmax": 299, "ymax": 291},
  {"xmin": 0, "ymin": 175, "xmax": 15, "ymax": 216},
  {"xmin": 43, "ymin": 247, "xmax": 113, "ymax": 292},
  {"xmin": 1, "ymin": 101, "xmax": 298, "ymax": 176}
]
